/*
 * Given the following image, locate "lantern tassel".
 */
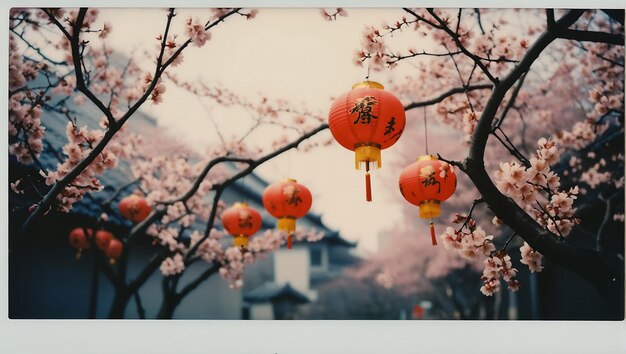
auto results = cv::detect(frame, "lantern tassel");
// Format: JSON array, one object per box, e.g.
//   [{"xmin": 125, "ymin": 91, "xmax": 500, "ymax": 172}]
[
  {"xmin": 430, "ymin": 222, "xmax": 437, "ymax": 246},
  {"xmin": 365, "ymin": 172, "xmax": 372, "ymax": 202},
  {"xmin": 365, "ymin": 162, "xmax": 372, "ymax": 202},
  {"xmin": 287, "ymin": 233, "xmax": 293, "ymax": 249}
]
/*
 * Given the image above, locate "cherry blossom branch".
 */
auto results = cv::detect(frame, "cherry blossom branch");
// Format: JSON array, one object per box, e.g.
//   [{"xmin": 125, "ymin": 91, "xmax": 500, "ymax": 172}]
[
  {"xmin": 404, "ymin": 83, "xmax": 493, "ymax": 111},
  {"xmin": 456, "ymin": 198, "xmax": 485, "ymax": 232},
  {"xmin": 401, "ymin": 8, "xmax": 443, "ymax": 30},
  {"xmin": 436, "ymin": 153, "xmax": 464, "ymax": 169},
  {"xmin": 474, "ymin": 9, "xmax": 485, "ymax": 35},
  {"xmin": 492, "ymin": 71, "xmax": 528, "ymax": 129},
  {"xmin": 499, "ymin": 232, "xmax": 517, "ymax": 251},
  {"xmin": 10, "ymin": 27, "xmax": 68, "ymax": 66},
  {"xmin": 459, "ymin": 9, "xmax": 623, "ymax": 305},
  {"xmin": 101, "ymin": 178, "xmax": 140, "ymax": 208},
  {"xmin": 384, "ymin": 49, "xmax": 463, "ymax": 66},
  {"xmin": 186, "ymin": 123, "xmax": 329, "ymax": 261},
  {"xmin": 572, "ymin": 41, "xmax": 624, "ymax": 67},
  {"xmin": 425, "ymin": 8, "xmax": 499, "ymax": 84},
  {"xmin": 160, "ymin": 156, "xmax": 254, "ymax": 205},
  {"xmin": 491, "ymin": 127, "xmax": 531, "ymax": 167},
  {"xmin": 21, "ymin": 8, "xmax": 242, "ymax": 235}
]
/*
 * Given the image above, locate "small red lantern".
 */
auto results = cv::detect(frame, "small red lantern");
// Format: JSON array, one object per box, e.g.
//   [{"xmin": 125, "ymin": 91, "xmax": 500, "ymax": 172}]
[
  {"xmin": 262, "ymin": 179, "xmax": 312, "ymax": 249},
  {"xmin": 399, "ymin": 155, "xmax": 457, "ymax": 245},
  {"xmin": 221, "ymin": 202, "xmax": 263, "ymax": 248},
  {"xmin": 328, "ymin": 80, "xmax": 406, "ymax": 201},
  {"xmin": 412, "ymin": 305, "xmax": 425, "ymax": 319},
  {"xmin": 68, "ymin": 227, "xmax": 93, "ymax": 259},
  {"xmin": 95, "ymin": 230, "xmax": 114, "ymax": 250},
  {"xmin": 119, "ymin": 195, "xmax": 152, "ymax": 223},
  {"xmin": 105, "ymin": 239, "xmax": 124, "ymax": 264}
]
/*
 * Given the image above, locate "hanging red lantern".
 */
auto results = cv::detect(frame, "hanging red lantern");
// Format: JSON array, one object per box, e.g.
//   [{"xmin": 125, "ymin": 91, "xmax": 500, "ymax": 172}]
[
  {"xmin": 119, "ymin": 195, "xmax": 152, "ymax": 223},
  {"xmin": 68, "ymin": 227, "xmax": 93, "ymax": 259},
  {"xmin": 262, "ymin": 179, "xmax": 312, "ymax": 249},
  {"xmin": 221, "ymin": 202, "xmax": 263, "ymax": 248},
  {"xmin": 95, "ymin": 230, "xmax": 114, "ymax": 250},
  {"xmin": 105, "ymin": 239, "xmax": 124, "ymax": 264},
  {"xmin": 399, "ymin": 155, "xmax": 457, "ymax": 245},
  {"xmin": 328, "ymin": 80, "xmax": 406, "ymax": 201}
]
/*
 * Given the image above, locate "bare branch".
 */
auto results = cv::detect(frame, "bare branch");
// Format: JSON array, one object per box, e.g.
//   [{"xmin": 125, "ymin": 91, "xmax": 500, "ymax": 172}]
[
  {"xmin": 185, "ymin": 123, "xmax": 329, "ymax": 261},
  {"xmin": 404, "ymin": 83, "xmax": 493, "ymax": 111},
  {"xmin": 176, "ymin": 262, "xmax": 220, "ymax": 301}
]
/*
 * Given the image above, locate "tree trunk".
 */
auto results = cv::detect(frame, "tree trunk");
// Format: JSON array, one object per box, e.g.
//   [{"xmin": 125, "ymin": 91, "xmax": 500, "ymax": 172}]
[
  {"xmin": 156, "ymin": 296, "xmax": 178, "ymax": 319},
  {"xmin": 108, "ymin": 288, "xmax": 131, "ymax": 319},
  {"xmin": 88, "ymin": 256, "xmax": 99, "ymax": 319}
]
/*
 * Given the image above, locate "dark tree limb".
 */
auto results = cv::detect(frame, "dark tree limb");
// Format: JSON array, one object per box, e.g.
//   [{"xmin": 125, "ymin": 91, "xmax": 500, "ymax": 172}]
[
  {"xmin": 176, "ymin": 262, "xmax": 220, "ymax": 301},
  {"xmin": 556, "ymin": 28, "xmax": 624, "ymax": 45},
  {"xmin": 404, "ymin": 84, "xmax": 493, "ymax": 111},
  {"xmin": 133, "ymin": 289, "xmax": 146, "ymax": 319}
]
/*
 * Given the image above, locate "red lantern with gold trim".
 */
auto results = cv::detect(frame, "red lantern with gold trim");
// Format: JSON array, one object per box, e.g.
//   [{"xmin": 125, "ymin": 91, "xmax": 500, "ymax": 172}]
[
  {"xmin": 399, "ymin": 155, "xmax": 457, "ymax": 245},
  {"xmin": 221, "ymin": 202, "xmax": 263, "ymax": 248},
  {"xmin": 68, "ymin": 227, "xmax": 93, "ymax": 259},
  {"xmin": 119, "ymin": 195, "xmax": 152, "ymax": 223},
  {"xmin": 328, "ymin": 80, "xmax": 406, "ymax": 201},
  {"xmin": 262, "ymin": 179, "xmax": 312, "ymax": 249},
  {"xmin": 105, "ymin": 239, "xmax": 124, "ymax": 264}
]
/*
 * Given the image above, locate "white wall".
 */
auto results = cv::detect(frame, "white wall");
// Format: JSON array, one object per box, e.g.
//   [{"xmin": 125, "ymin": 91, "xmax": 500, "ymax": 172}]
[
  {"xmin": 250, "ymin": 303, "xmax": 274, "ymax": 320},
  {"xmin": 273, "ymin": 247, "xmax": 310, "ymax": 293}
]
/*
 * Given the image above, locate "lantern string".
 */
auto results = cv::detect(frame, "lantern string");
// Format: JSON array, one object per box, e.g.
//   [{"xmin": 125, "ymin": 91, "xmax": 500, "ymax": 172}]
[
  {"xmin": 287, "ymin": 147, "xmax": 292, "ymax": 178},
  {"xmin": 365, "ymin": 57, "xmax": 371, "ymax": 80},
  {"xmin": 423, "ymin": 106, "xmax": 429, "ymax": 155}
]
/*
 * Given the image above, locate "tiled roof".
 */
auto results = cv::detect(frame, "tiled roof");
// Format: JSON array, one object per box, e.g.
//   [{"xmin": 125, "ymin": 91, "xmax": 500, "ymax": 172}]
[{"xmin": 243, "ymin": 282, "xmax": 310, "ymax": 303}]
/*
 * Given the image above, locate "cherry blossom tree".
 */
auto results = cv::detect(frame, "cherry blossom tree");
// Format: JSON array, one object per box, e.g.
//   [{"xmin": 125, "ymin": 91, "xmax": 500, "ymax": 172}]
[
  {"xmin": 9, "ymin": 7, "xmax": 330, "ymax": 319},
  {"xmin": 352, "ymin": 8, "xmax": 624, "ymax": 317},
  {"xmin": 9, "ymin": 7, "xmax": 624, "ymax": 320}
]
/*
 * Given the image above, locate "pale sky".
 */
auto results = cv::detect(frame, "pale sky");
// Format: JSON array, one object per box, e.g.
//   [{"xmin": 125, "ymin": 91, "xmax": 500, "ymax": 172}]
[{"xmin": 102, "ymin": 8, "xmax": 424, "ymax": 254}]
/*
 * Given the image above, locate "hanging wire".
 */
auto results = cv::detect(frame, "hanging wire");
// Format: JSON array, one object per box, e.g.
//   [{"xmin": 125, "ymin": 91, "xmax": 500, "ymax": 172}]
[
  {"xmin": 365, "ymin": 56, "xmax": 371, "ymax": 80},
  {"xmin": 287, "ymin": 147, "xmax": 292, "ymax": 179},
  {"xmin": 423, "ymin": 106, "xmax": 429, "ymax": 155}
]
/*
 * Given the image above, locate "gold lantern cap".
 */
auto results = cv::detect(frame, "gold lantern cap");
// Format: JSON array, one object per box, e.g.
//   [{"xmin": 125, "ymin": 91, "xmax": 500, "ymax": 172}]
[
  {"xmin": 417, "ymin": 155, "xmax": 437, "ymax": 162},
  {"xmin": 352, "ymin": 80, "xmax": 384, "ymax": 90}
]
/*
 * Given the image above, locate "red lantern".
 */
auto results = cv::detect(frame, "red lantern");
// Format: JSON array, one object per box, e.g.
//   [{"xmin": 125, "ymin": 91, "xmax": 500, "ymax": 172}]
[
  {"xmin": 262, "ymin": 179, "xmax": 312, "ymax": 249},
  {"xmin": 328, "ymin": 80, "xmax": 406, "ymax": 201},
  {"xmin": 68, "ymin": 227, "xmax": 93, "ymax": 259},
  {"xmin": 105, "ymin": 239, "xmax": 124, "ymax": 264},
  {"xmin": 221, "ymin": 202, "xmax": 263, "ymax": 248},
  {"xmin": 399, "ymin": 155, "xmax": 457, "ymax": 245},
  {"xmin": 119, "ymin": 195, "xmax": 152, "ymax": 223},
  {"xmin": 95, "ymin": 230, "xmax": 114, "ymax": 250}
]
